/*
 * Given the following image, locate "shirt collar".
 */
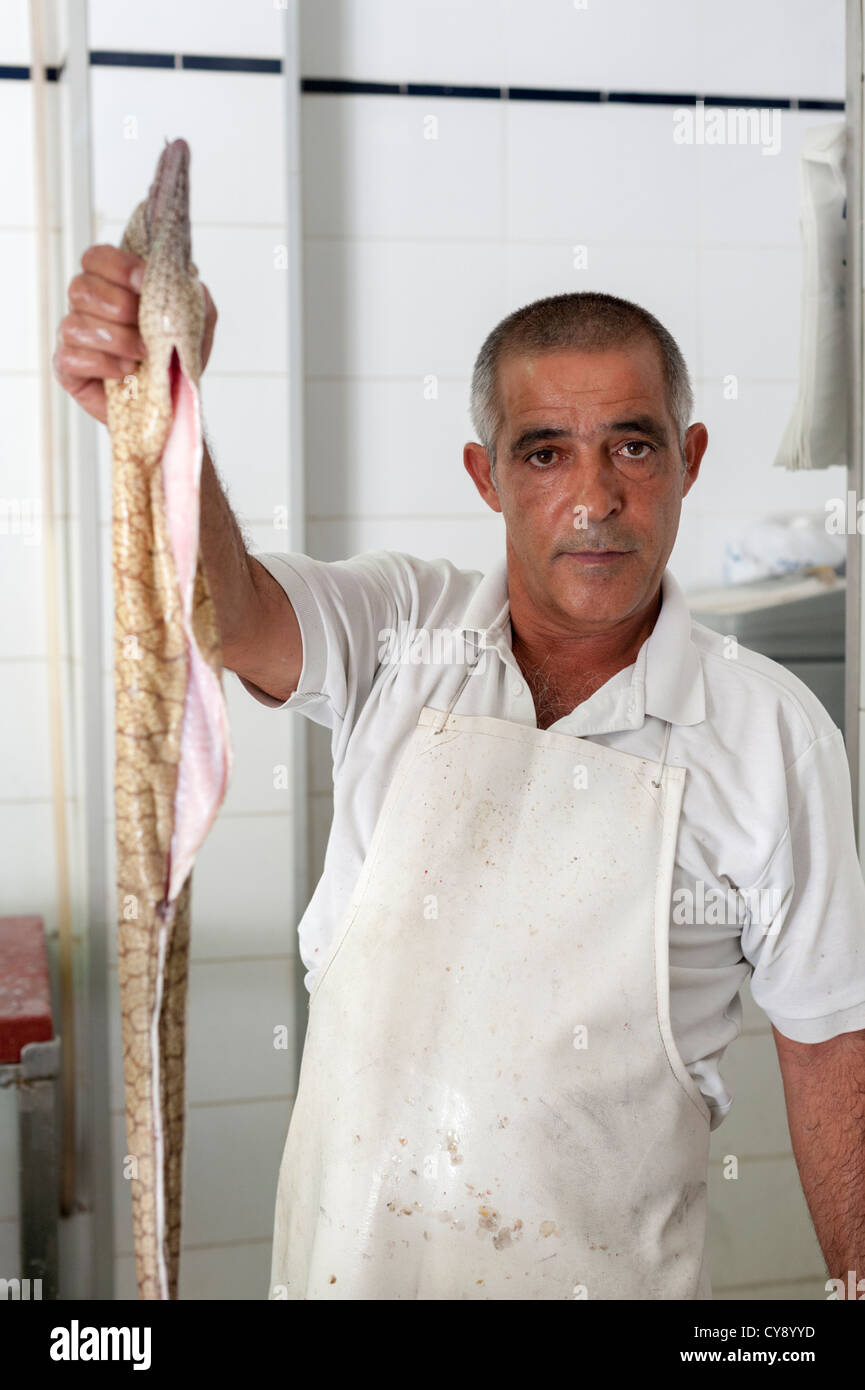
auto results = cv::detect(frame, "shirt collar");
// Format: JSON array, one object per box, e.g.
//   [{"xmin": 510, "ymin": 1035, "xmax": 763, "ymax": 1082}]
[{"xmin": 457, "ymin": 551, "xmax": 706, "ymax": 728}]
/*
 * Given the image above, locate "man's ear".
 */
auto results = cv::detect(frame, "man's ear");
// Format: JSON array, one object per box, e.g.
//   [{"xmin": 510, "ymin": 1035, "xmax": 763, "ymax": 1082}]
[
  {"xmin": 464, "ymin": 440, "xmax": 502, "ymax": 514},
  {"xmin": 681, "ymin": 422, "xmax": 708, "ymax": 499}
]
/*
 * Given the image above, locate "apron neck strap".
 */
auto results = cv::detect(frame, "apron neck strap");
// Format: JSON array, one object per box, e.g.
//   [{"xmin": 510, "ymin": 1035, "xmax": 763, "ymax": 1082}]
[
  {"xmin": 435, "ymin": 644, "xmax": 677, "ymax": 786},
  {"xmin": 434, "ymin": 640, "xmax": 483, "ymax": 733},
  {"xmin": 650, "ymin": 720, "xmax": 674, "ymax": 787}
]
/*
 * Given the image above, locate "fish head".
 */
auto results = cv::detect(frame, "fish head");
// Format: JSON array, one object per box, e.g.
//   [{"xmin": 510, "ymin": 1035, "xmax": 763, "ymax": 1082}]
[{"xmin": 136, "ymin": 137, "xmax": 205, "ymax": 385}]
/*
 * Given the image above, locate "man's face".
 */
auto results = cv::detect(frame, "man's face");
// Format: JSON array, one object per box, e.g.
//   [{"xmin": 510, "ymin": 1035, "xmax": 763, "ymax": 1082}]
[{"xmin": 464, "ymin": 341, "xmax": 707, "ymax": 634}]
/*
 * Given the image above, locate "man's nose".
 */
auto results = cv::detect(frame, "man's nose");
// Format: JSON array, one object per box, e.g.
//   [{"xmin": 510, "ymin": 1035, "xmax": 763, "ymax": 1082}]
[{"xmin": 569, "ymin": 452, "xmax": 623, "ymax": 523}]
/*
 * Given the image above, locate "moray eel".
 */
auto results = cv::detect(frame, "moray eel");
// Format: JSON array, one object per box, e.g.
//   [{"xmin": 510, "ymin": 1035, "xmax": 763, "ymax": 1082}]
[{"xmin": 105, "ymin": 138, "xmax": 232, "ymax": 1300}]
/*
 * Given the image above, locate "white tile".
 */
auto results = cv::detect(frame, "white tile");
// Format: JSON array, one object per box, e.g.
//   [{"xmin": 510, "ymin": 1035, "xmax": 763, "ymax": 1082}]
[
  {"xmin": 302, "ymin": 94, "xmax": 505, "ymax": 240},
  {"xmin": 506, "ymin": 101, "xmax": 698, "ymax": 247},
  {"xmin": 505, "ymin": 241, "xmax": 700, "ymax": 375},
  {"xmin": 0, "ymin": 83, "xmax": 36, "ymax": 228},
  {"xmin": 708, "ymin": 1030, "xmax": 791, "ymax": 1160},
  {"xmin": 0, "ymin": 663, "xmax": 52, "ymax": 799},
  {"xmin": 108, "ymin": 956, "xmax": 297, "ymax": 1110},
  {"xmin": 696, "ymin": 246, "xmax": 801, "ymax": 383},
  {"xmin": 305, "ymin": 377, "xmax": 484, "ymax": 519},
  {"xmin": 309, "ymin": 725, "xmax": 332, "ymax": 795},
  {"xmin": 191, "ymin": 812, "xmax": 298, "ymax": 958},
  {"xmin": 706, "ymin": 1153, "xmax": 825, "ymax": 1289},
  {"xmin": 309, "ymin": 789, "xmax": 334, "ymax": 880},
  {"xmin": 0, "ymin": 376, "xmax": 42, "ymax": 496},
  {"xmin": 0, "ymin": 527, "xmax": 45, "ymax": 658},
  {"xmin": 695, "ymin": 0, "xmax": 844, "ymax": 100},
  {"xmin": 0, "ymin": 233, "xmax": 39, "ymax": 371},
  {"xmin": 200, "ymin": 375, "xmax": 291, "ymax": 524},
  {"xmin": 690, "ymin": 379, "xmax": 849, "ymax": 522},
  {"xmin": 300, "ymin": 0, "xmax": 508, "ymax": 86},
  {"xmin": 176, "ymin": 1237, "xmax": 272, "ymax": 1299},
  {"xmin": 91, "ymin": 69, "xmax": 286, "ymax": 227},
  {"xmin": 185, "ymin": 959, "xmax": 297, "ymax": 1103},
  {"xmin": 667, "ymin": 514, "xmax": 709, "ymax": 598},
  {"xmin": 0, "ymin": 803, "xmax": 58, "ymax": 933},
  {"xmin": 305, "ymin": 515, "xmax": 505, "ymax": 573},
  {"xmin": 304, "ymin": 238, "xmax": 509, "ymax": 379},
  {"xmin": 88, "ymin": 0, "xmax": 284, "ymax": 58},
  {"xmin": 243, "ymin": 518, "xmax": 304, "ymax": 560},
  {"xmin": 0, "ymin": 1, "xmax": 30, "ymax": 65},
  {"xmin": 111, "ymin": 1097, "xmax": 292, "ymax": 1255},
  {"xmin": 217, "ymin": 677, "xmax": 297, "ymax": 816},
  {"xmin": 696, "ymin": 108, "xmax": 842, "ymax": 249},
  {"xmin": 504, "ymin": 0, "xmax": 699, "ymax": 92},
  {"xmin": 192, "ymin": 227, "xmax": 291, "ymax": 376}
]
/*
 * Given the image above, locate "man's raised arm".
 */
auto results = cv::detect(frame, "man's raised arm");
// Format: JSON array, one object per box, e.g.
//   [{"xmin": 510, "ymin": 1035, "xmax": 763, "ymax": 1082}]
[{"xmin": 53, "ymin": 241, "xmax": 303, "ymax": 706}]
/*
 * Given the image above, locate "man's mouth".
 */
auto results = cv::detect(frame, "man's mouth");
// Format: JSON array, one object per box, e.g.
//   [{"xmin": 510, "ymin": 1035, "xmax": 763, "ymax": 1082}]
[{"xmin": 559, "ymin": 548, "xmax": 632, "ymax": 565}]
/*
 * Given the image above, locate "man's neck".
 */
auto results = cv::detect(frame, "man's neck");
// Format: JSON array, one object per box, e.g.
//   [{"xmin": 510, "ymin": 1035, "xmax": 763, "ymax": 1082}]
[{"xmin": 508, "ymin": 585, "xmax": 662, "ymax": 725}]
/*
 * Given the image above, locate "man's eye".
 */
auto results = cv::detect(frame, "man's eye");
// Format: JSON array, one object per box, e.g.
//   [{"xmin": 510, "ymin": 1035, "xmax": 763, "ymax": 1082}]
[
  {"xmin": 527, "ymin": 448, "xmax": 558, "ymax": 466},
  {"xmin": 618, "ymin": 441, "xmax": 654, "ymax": 460}
]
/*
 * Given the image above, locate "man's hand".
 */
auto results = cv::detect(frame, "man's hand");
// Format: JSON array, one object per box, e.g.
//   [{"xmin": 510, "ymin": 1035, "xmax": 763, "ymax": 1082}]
[
  {"xmin": 52, "ymin": 243, "xmax": 217, "ymax": 425},
  {"xmin": 773, "ymin": 1022, "xmax": 865, "ymax": 1295}
]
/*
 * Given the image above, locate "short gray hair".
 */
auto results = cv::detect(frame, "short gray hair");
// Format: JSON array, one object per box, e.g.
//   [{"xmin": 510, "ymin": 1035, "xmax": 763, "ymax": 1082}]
[{"xmin": 469, "ymin": 291, "xmax": 694, "ymax": 480}]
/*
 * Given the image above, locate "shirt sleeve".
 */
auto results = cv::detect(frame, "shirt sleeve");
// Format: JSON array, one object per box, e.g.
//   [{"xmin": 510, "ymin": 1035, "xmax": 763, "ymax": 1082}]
[
  {"xmin": 743, "ymin": 727, "xmax": 865, "ymax": 1043},
  {"xmin": 234, "ymin": 550, "xmax": 407, "ymax": 730},
  {"xmin": 234, "ymin": 548, "xmax": 468, "ymax": 747}
]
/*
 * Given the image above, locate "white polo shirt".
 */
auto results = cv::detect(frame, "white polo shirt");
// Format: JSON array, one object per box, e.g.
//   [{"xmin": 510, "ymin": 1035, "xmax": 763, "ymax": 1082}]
[{"xmin": 238, "ymin": 548, "xmax": 865, "ymax": 1130}]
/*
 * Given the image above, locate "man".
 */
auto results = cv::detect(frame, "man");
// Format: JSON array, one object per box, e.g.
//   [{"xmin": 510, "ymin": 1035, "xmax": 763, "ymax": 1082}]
[{"xmin": 56, "ymin": 252, "xmax": 865, "ymax": 1301}]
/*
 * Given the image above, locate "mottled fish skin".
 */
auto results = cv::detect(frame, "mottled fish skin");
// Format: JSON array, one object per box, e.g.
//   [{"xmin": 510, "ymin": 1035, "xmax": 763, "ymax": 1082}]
[{"xmin": 105, "ymin": 138, "xmax": 232, "ymax": 1301}]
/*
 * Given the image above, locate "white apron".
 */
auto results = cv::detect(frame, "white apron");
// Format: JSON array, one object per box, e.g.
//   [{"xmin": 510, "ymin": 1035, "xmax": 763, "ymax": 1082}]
[{"xmin": 269, "ymin": 645, "xmax": 713, "ymax": 1300}]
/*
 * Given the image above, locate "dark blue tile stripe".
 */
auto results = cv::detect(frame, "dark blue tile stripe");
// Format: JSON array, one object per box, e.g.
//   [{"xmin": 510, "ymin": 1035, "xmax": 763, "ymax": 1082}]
[
  {"xmin": 181, "ymin": 54, "xmax": 280, "ymax": 73},
  {"xmin": 508, "ymin": 86, "xmax": 602, "ymax": 102},
  {"xmin": 90, "ymin": 50, "xmax": 175, "ymax": 69},
  {"xmin": 303, "ymin": 77, "xmax": 400, "ymax": 95},
  {"xmin": 406, "ymin": 82, "xmax": 501, "ymax": 99},
  {"xmin": 0, "ymin": 54, "xmax": 846, "ymax": 113},
  {"xmin": 304, "ymin": 77, "xmax": 843, "ymax": 110}
]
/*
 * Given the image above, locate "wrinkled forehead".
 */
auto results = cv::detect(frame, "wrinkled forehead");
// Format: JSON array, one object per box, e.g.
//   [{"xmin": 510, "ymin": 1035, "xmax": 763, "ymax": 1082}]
[{"xmin": 496, "ymin": 339, "xmax": 669, "ymax": 428}]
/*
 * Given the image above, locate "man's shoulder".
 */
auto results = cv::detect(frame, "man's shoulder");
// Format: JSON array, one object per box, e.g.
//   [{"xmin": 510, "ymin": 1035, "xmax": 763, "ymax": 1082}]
[
  {"xmin": 345, "ymin": 549, "xmax": 489, "ymax": 621},
  {"xmin": 688, "ymin": 617, "xmax": 841, "ymax": 754}
]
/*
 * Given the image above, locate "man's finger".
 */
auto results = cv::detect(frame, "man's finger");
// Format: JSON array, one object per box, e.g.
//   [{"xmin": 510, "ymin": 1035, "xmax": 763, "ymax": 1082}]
[
  {"xmin": 60, "ymin": 309, "xmax": 148, "ymax": 363},
  {"xmin": 80, "ymin": 243, "xmax": 146, "ymax": 292},
  {"xmin": 67, "ymin": 270, "xmax": 142, "ymax": 328},
  {"xmin": 54, "ymin": 343, "xmax": 141, "ymax": 383}
]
